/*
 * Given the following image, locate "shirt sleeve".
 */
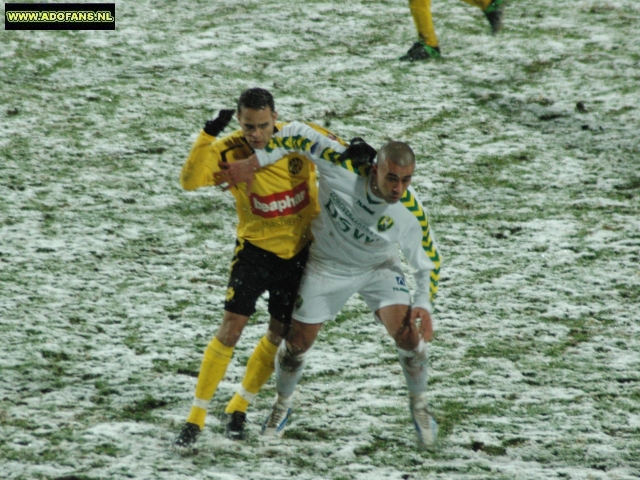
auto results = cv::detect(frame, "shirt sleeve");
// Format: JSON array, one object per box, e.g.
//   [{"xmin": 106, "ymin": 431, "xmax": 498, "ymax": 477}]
[
  {"xmin": 399, "ymin": 192, "xmax": 442, "ymax": 312},
  {"xmin": 180, "ymin": 130, "xmax": 221, "ymax": 191},
  {"xmin": 254, "ymin": 121, "xmax": 369, "ymax": 175}
]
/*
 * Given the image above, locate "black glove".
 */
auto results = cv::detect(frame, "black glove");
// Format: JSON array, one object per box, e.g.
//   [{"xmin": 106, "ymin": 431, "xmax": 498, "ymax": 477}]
[
  {"xmin": 203, "ymin": 109, "xmax": 235, "ymax": 137},
  {"xmin": 338, "ymin": 137, "xmax": 377, "ymax": 168}
]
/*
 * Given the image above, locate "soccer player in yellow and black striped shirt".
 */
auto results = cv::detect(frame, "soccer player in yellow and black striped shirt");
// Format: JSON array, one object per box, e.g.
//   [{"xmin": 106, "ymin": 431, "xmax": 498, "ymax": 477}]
[{"xmin": 174, "ymin": 88, "xmax": 346, "ymax": 451}]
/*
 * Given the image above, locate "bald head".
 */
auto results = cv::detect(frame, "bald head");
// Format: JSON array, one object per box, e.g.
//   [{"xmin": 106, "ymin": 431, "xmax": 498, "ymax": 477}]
[
  {"xmin": 377, "ymin": 141, "xmax": 415, "ymax": 168},
  {"xmin": 371, "ymin": 141, "xmax": 416, "ymax": 204}
]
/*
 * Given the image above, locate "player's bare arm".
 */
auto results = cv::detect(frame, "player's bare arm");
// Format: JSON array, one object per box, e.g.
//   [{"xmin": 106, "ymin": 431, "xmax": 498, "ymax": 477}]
[{"xmin": 213, "ymin": 154, "xmax": 259, "ymax": 191}]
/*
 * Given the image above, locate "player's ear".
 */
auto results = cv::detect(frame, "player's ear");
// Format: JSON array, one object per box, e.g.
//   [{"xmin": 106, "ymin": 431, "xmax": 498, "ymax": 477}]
[{"xmin": 272, "ymin": 110, "xmax": 278, "ymax": 122}]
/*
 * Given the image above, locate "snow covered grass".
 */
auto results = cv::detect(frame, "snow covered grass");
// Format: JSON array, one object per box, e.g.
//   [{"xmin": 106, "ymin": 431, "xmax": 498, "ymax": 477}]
[{"xmin": 1, "ymin": 0, "xmax": 639, "ymax": 478}]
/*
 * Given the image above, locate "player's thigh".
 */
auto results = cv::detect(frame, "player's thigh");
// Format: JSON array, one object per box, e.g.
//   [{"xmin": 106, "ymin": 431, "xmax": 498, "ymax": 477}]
[
  {"xmin": 267, "ymin": 244, "xmax": 310, "ymax": 323},
  {"xmin": 359, "ymin": 259, "xmax": 412, "ymax": 314},
  {"xmin": 224, "ymin": 241, "xmax": 270, "ymax": 318},
  {"xmin": 292, "ymin": 262, "xmax": 361, "ymax": 324},
  {"xmin": 216, "ymin": 310, "xmax": 251, "ymax": 347},
  {"xmin": 286, "ymin": 319, "xmax": 323, "ymax": 354},
  {"xmin": 265, "ymin": 316, "xmax": 289, "ymax": 344},
  {"xmin": 375, "ymin": 303, "xmax": 417, "ymax": 349}
]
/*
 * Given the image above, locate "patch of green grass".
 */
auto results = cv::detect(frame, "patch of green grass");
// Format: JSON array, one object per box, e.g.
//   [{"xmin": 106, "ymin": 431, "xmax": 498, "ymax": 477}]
[
  {"xmin": 354, "ymin": 434, "xmax": 393, "ymax": 456},
  {"xmin": 151, "ymin": 358, "xmax": 200, "ymax": 377},
  {"xmin": 437, "ymin": 400, "xmax": 512, "ymax": 436},
  {"xmin": 585, "ymin": 4, "xmax": 621, "ymax": 14},
  {"xmin": 123, "ymin": 331, "xmax": 148, "ymax": 355},
  {"xmin": 440, "ymin": 192, "xmax": 474, "ymax": 211},
  {"xmin": 476, "ymin": 150, "xmax": 535, "ymax": 168},
  {"xmin": 303, "ymin": 368, "xmax": 347, "ymax": 383},
  {"xmin": 41, "ymin": 350, "xmax": 72, "ymax": 362},
  {"xmin": 94, "ymin": 442, "xmax": 120, "ymax": 457},
  {"xmin": 538, "ymin": 316, "xmax": 595, "ymax": 357},
  {"xmin": 470, "ymin": 440, "xmax": 507, "ymax": 456},
  {"xmin": 192, "ymin": 219, "xmax": 224, "ymax": 231},
  {"xmin": 164, "ymin": 299, "xmax": 192, "ymax": 314},
  {"xmin": 613, "ymin": 176, "xmax": 640, "ymax": 191},
  {"xmin": 361, "ymin": 405, "xmax": 405, "ymax": 417},
  {"xmin": 0, "ymin": 446, "xmax": 68, "ymax": 465},
  {"xmin": 331, "ymin": 305, "xmax": 370, "ymax": 326},
  {"xmin": 284, "ymin": 426, "xmax": 335, "ymax": 442},
  {"xmin": 91, "ymin": 380, "xmax": 120, "ymax": 405},
  {"xmin": 172, "ymin": 197, "xmax": 232, "ymax": 217},
  {"xmin": 320, "ymin": 304, "xmax": 373, "ymax": 346},
  {"xmin": 33, "ymin": 427, "xmax": 77, "ymax": 447},
  {"xmin": 522, "ymin": 59, "xmax": 555, "ymax": 76},
  {"xmin": 464, "ymin": 339, "xmax": 532, "ymax": 362},
  {"xmin": 288, "ymin": 453, "xmax": 317, "ymax": 468},
  {"xmin": 438, "ymin": 160, "xmax": 538, "ymax": 194},
  {"xmin": 502, "ymin": 437, "xmax": 528, "ymax": 448},
  {"xmin": 119, "ymin": 395, "xmax": 169, "ymax": 423},
  {"xmin": 401, "ymin": 108, "xmax": 463, "ymax": 135}
]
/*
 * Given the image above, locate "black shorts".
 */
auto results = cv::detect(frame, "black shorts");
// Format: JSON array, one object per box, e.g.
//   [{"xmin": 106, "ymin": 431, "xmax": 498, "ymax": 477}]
[{"xmin": 224, "ymin": 239, "xmax": 310, "ymax": 323}]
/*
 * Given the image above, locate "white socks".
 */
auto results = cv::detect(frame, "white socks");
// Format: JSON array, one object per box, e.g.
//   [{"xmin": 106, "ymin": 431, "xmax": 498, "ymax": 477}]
[
  {"xmin": 275, "ymin": 342, "xmax": 307, "ymax": 398},
  {"xmin": 397, "ymin": 340, "xmax": 428, "ymax": 396}
]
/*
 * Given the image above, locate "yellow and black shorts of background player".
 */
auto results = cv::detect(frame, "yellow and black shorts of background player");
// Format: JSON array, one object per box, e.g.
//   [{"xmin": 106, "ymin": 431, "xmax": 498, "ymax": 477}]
[{"xmin": 224, "ymin": 238, "xmax": 310, "ymax": 323}]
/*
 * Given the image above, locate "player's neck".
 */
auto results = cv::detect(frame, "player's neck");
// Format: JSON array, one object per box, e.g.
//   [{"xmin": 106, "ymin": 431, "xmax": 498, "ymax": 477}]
[{"xmin": 369, "ymin": 175, "xmax": 384, "ymax": 200}]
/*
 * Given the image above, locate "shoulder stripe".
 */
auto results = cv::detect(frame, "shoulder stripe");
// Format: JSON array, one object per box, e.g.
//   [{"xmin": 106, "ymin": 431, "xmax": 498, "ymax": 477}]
[
  {"xmin": 266, "ymin": 135, "xmax": 370, "ymax": 177},
  {"xmin": 400, "ymin": 190, "xmax": 441, "ymax": 302}
]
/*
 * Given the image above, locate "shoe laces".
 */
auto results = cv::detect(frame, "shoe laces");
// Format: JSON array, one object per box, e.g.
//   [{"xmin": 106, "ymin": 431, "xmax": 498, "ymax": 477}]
[
  {"xmin": 410, "ymin": 396, "xmax": 433, "ymax": 423},
  {"xmin": 265, "ymin": 402, "xmax": 290, "ymax": 428}
]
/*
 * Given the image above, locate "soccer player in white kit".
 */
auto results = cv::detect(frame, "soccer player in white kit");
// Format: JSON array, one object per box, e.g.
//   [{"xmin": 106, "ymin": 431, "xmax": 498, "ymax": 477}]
[{"xmin": 216, "ymin": 122, "xmax": 441, "ymax": 448}]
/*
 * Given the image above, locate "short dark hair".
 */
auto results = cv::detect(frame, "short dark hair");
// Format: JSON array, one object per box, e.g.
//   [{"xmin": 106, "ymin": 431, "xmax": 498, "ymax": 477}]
[
  {"xmin": 377, "ymin": 141, "xmax": 415, "ymax": 167},
  {"xmin": 237, "ymin": 88, "xmax": 275, "ymax": 113}
]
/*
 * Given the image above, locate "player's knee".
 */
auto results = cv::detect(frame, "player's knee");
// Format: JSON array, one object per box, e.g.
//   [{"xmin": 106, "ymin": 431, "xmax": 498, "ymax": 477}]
[
  {"xmin": 398, "ymin": 340, "xmax": 428, "ymax": 369},
  {"xmin": 392, "ymin": 323, "xmax": 419, "ymax": 351},
  {"xmin": 265, "ymin": 329, "xmax": 285, "ymax": 346},
  {"xmin": 266, "ymin": 316, "xmax": 289, "ymax": 344},
  {"xmin": 217, "ymin": 311, "xmax": 250, "ymax": 346},
  {"xmin": 277, "ymin": 342, "xmax": 306, "ymax": 372}
]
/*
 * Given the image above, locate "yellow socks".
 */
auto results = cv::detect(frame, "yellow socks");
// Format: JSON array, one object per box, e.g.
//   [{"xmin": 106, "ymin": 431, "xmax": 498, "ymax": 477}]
[
  {"xmin": 409, "ymin": 0, "xmax": 492, "ymax": 48},
  {"xmin": 186, "ymin": 337, "xmax": 234, "ymax": 429},
  {"xmin": 224, "ymin": 336, "xmax": 278, "ymax": 414},
  {"xmin": 461, "ymin": 0, "xmax": 492, "ymax": 10},
  {"xmin": 225, "ymin": 393, "xmax": 250, "ymax": 414},
  {"xmin": 184, "ymin": 335, "xmax": 279, "ymax": 427},
  {"xmin": 409, "ymin": 0, "xmax": 439, "ymax": 47}
]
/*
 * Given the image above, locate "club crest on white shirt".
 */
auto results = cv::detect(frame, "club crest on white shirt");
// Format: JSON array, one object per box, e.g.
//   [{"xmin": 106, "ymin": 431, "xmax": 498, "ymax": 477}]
[{"xmin": 377, "ymin": 216, "xmax": 395, "ymax": 232}]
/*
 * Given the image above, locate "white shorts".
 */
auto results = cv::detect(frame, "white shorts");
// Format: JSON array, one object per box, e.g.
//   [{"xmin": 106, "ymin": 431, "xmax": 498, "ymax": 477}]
[{"xmin": 291, "ymin": 257, "xmax": 411, "ymax": 324}]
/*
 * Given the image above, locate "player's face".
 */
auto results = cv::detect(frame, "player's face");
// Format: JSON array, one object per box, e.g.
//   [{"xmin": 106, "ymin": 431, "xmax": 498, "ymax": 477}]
[
  {"xmin": 237, "ymin": 107, "xmax": 277, "ymax": 150},
  {"xmin": 372, "ymin": 160, "xmax": 414, "ymax": 204}
]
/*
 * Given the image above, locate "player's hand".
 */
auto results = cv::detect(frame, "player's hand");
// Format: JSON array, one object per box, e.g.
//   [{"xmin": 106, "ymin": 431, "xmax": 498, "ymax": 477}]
[
  {"xmin": 410, "ymin": 307, "xmax": 433, "ymax": 342},
  {"xmin": 213, "ymin": 155, "xmax": 259, "ymax": 192},
  {"xmin": 203, "ymin": 109, "xmax": 235, "ymax": 137},
  {"xmin": 338, "ymin": 137, "xmax": 377, "ymax": 168}
]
